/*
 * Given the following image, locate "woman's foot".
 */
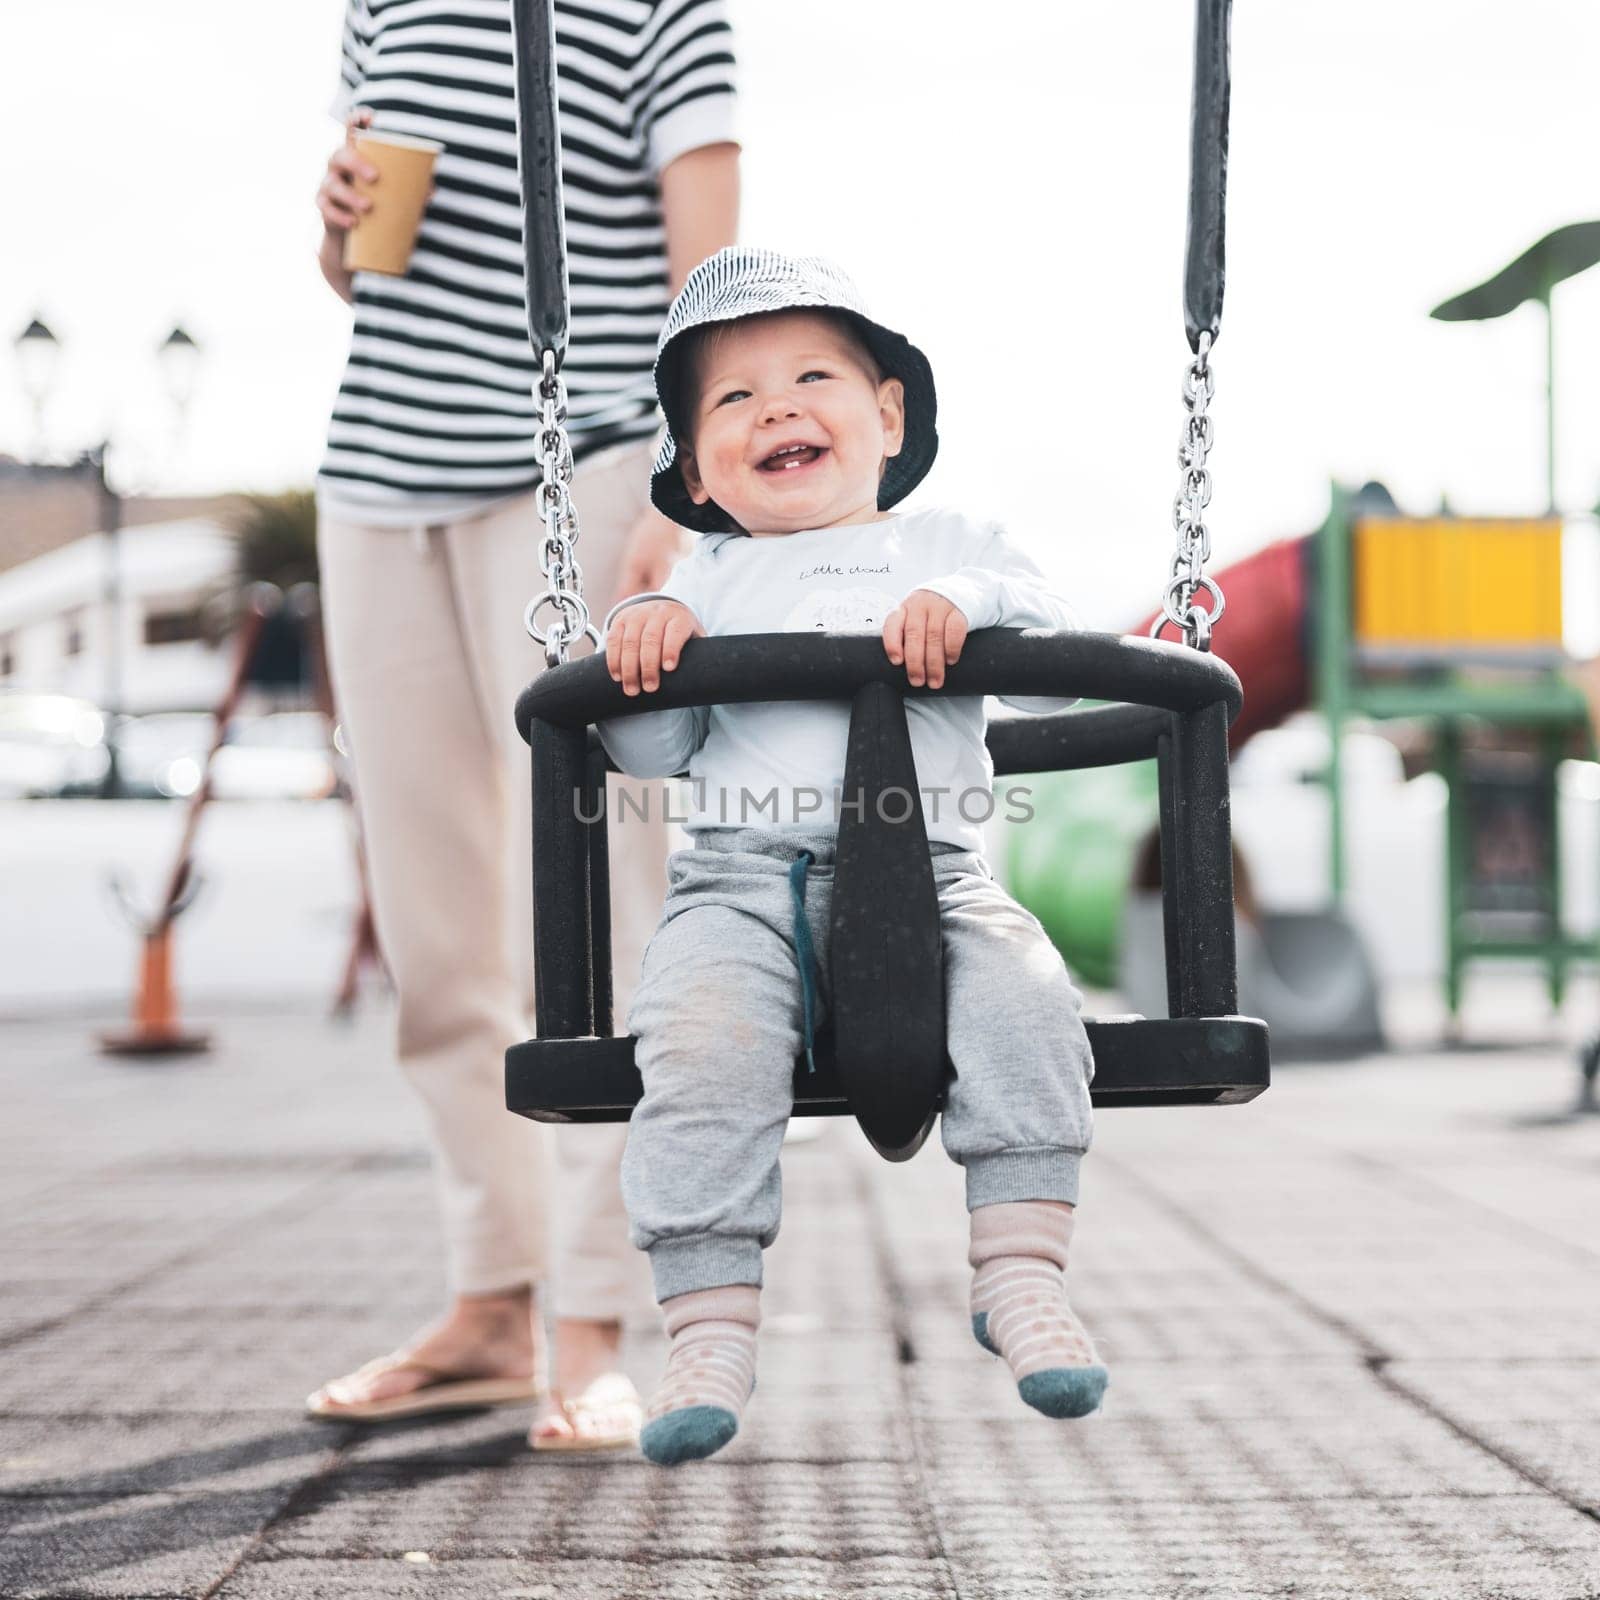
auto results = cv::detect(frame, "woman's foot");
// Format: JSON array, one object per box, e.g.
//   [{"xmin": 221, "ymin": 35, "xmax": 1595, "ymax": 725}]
[
  {"xmin": 307, "ymin": 1286, "xmax": 544, "ymax": 1421},
  {"xmin": 529, "ymin": 1371, "xmax": 643, "ymax": 1452},
  {"xmin": 529, "ymin": 1316, "xmax": 636, "ymax": 1449}
]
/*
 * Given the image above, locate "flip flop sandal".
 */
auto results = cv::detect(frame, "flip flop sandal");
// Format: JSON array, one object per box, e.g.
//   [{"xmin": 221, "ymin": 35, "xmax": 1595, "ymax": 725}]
[
  {"xmin": 529, "ymin": 1372, "xmax": 643, "ymax": 1453},
  {"xmin": 306, "ymin": 1353, "xmax": 545, "ymax": 1423}
]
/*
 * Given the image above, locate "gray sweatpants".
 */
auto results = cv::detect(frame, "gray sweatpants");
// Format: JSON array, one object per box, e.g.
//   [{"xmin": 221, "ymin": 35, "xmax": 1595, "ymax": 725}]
[{"xmin": 622, "ymin": 828, "xmax": 1095, "ymax": 1302}]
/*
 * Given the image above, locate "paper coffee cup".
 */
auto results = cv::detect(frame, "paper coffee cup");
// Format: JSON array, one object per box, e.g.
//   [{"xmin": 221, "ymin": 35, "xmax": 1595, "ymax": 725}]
[{"xmin": 343, "ymin": 131, "xmax": 444, "ymax": 277}]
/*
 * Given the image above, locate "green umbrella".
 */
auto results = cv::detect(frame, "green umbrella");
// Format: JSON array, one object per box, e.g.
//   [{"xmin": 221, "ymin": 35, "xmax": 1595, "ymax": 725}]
[{"xmin": 1431, "ymin": 221, "xmax": 1600, "ymax": 512}]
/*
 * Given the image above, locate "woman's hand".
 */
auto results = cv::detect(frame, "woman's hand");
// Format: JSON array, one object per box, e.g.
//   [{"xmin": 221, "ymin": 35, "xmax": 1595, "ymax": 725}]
[
  {"xmin": 316, "ymin": 109, "xmax": 377, "ymax": 302},
  {"xmin": 606, "ymin": 600, "xmax": 704, "ymax": 696},
  {"xmin": 613, "ymin": 505, "xmax": 689, "ymax": 601},
  {"xmin": 319, "ymin": 108, "xmax": 378, "ymax": 231},
  {"xmin": 883, "ymin": 589, "xmax": 969, "ymax": 690}
]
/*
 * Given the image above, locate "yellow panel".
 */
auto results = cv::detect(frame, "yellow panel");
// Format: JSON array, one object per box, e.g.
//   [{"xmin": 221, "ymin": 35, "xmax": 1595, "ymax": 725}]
[
  {"xmin": 1440, "ymin": 524, "xmax": 1465, "ymax": 649},
  {"xmin": 1350, "ymin": 516, "xmax": 1562, "ymax": 653},
  {"xmin": 1504, "ymin": 524, "xmax": 1530, "ymax": 642},
  {"xmin": 1468, "ymin": 522, "xmax": 1490, "ymax": 642},
  {"xmin": 1399, "ymin": 521, "xmax": 1419, "ymax": 643},
  {"xmin": 1410, "ymin": 518, "xmax": 1440, "ymax": 646},
  {"xmin": 1356, "ymin": 517, "xmax": 1421, "ymax": 643},
  {"xmin": 1516, "ymin": 524, "xmax": 1539, "ymax": 642},
  {"xmin": 1473, "ymin": 523, "xmax": 1493, "ymax": 641},
  {"xmin": 1458, "ymin": 523, "xmax": 1477, "ymax": 642},
  {"xmin": 1542, "ymin": 522, "xmax": 1564, "ymax": 642},
  {"xmin": 1353, "ymin": 521, "xmax": 1377, "ymax": 640},
  {"xmin": 1369, "ymin": 521, "xmax": 1395, "ymax": 633},
  {"xmin": 1355, "ymin": 519, "xmax": 1390, "ymax": 642},
  {"xmin": 1367, "ymin": 522, "xmax": 1388, "ymax": 641},
  {"xmin": 1397, "ymin": 523, "xmax": 1418, "ymax": 639},
  {"xmin": 1508, "ymin": 523, "xmax": 1535, "ymax": 642},
  {"xmin": 1484, "ymin": 522, "xmax": 1508, "ymax": 642}
]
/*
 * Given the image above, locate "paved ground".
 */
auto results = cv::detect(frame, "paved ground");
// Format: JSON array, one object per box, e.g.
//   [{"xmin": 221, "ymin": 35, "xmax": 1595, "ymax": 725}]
[
  {"xmin": 0, "ymin": 800, "xmax": 359, "ymax": 1016},
  {"xmin": 5, "ymin": 994, "xmax": 1600, "ymax": 1599}
]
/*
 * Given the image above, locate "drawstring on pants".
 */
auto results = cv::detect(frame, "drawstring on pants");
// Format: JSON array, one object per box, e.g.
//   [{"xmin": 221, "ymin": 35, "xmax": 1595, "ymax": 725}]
[{"xmin": 787, "ymin": 849, "xmax": 819, "ymax": 1073}]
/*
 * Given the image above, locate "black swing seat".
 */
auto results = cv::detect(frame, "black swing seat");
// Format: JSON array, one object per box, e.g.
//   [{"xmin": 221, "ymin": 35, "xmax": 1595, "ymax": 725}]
[
  {"xmin": 509, "ymin": 629, "xmax": 1269, "ymax": 1161},
  {"xmin": 508, "ymin": 1018, "xmax": 1267, "ymax": 1119}
]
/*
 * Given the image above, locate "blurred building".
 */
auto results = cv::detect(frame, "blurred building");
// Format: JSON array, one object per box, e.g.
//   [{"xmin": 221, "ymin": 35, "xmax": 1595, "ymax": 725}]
[
  {"xmin": 0, "ymin": 456, "xmax": 250, "ymax": 712},
  {"xmin": 0, "ymin": 514, "xmax": 237, "ymax": 713},
  {"xmin": 0, "ymin": 455, "xmax": 241, "ymax": 576}
]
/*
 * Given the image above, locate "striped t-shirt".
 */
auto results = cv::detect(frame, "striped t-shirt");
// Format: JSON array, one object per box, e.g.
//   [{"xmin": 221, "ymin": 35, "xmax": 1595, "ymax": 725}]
[{"xmin": 321, "ymin": 0, "xmax": 737, "ymax": 523}]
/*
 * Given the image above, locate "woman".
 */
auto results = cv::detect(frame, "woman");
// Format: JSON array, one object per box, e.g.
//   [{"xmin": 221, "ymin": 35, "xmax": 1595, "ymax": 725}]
[{"xmin": 306, "ymin": 0, "xmax": 739, "ymax": 1449}]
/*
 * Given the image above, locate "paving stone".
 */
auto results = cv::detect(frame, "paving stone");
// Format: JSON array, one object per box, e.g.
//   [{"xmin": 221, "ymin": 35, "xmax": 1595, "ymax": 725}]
[
  {"xmin": 7, "ymin": 1003, "xmax": 1600, "ymax": 1597},
  {"xmin": 915, "ymin": 1402, "xmax": 1537, "ymax": 1505},
  {"xmin": 0, "ymin": 1488, "xmax": 294, "ymax": 1599},
  {"xmin": 0, "ymin": 1412, "xmax": 340, "ymax": 1501},
  {"xmin": 2, "ymin": 1240, "xmax": 196, "ymax": 1291},
  {"xmin": 21, "ymin": 1169, "xmax": 314, "ymax": 1224},
  {"xmin": 1348, "ymin": 1302, "xmax": 1600, "ymax": 1361},
  {"xmin": 1386, "ymin": 1358, "xmax": 1600, "ymax": 1513},
  {"xmin": 1455, "ymin": 1419, "xmax": 1600, "ymax": 1515},
  {"xmin": 113, "ymin": 1273, "xmax": 443, "ymax": 1320},
  {"xmin": 217, "ymin": 1554, "xmax": 955, "ymax": 1598},
  {"xmin": 0, "ymin": 1307, "xmax": 444, "ymax": 1415},
  {"xmin": 1388, "ymin": 1357, "xmax": 1600, "ymax": 1422},
  {"xmin": 0, "ymin": 1281, "xmax": 101, "ymax": 1345},
  {"xmin": 336, "ymin": 1413, "xmax": 559, "ymax": 1472},
  {"xmin": 263, "ymin": 1457, "xmax": 941, "ymax": 1564},
  {"xmin": 920, "ymin": 1491, "xmax": 1600, "ymax": 1600}
]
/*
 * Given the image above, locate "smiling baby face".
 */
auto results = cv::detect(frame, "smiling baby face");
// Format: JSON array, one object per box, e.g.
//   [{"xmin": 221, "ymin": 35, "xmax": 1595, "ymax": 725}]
[{"xmin": 677, "ymin": 310, "xmax": 906, "ymax": 537}]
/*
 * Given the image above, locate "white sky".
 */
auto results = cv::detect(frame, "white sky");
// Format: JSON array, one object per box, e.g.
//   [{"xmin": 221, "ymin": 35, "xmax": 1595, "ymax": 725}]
[{"xmin": 4, "ymin": 0, "xmax": 1600, "ymax": 627}]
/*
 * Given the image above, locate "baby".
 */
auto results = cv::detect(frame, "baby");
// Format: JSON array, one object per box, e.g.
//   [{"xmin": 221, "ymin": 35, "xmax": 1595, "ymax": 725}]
[{"xmin": 598, "ymin": 247, "xmax": 1105, "ymax": 1466}]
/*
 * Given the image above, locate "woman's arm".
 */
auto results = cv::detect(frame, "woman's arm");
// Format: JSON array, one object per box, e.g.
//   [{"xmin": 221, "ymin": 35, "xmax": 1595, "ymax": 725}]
[
  {"xmin": 608, "ymin": 139, "xmax": 739, "ymax": 596},
  {"xmin": 318, "ymin": 231, "xmax": 356, "ymax": 305},
  {"xmin": 660, "ymin": 141, "xmax": 740, "ymax": 295}
]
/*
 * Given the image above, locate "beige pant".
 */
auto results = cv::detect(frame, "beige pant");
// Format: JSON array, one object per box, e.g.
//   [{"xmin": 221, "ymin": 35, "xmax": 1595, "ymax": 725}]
[{"xmin": 319, "ymin": 439, "xmax": 663, "ymax": 1317}]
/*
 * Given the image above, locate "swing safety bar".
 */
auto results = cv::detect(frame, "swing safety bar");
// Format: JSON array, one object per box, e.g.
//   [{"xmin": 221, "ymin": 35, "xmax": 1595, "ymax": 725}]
[
  {"xmin": 507, "ymin": 630, "xmax": 1268, "ymax": 1128},
  {"xmin": 514, "ymin": 629, "xmax": 1241, "ymax": 742}
]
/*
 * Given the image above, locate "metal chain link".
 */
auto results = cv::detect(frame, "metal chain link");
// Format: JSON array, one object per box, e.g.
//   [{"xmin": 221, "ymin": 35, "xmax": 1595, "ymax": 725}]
[
  {"xmin": 523, "ymin": 348, "xmax": 600, "ymax": 667},
  {"xmin": 1150, "ymin": 331, "xmax": 1226, "ymax": 651}
]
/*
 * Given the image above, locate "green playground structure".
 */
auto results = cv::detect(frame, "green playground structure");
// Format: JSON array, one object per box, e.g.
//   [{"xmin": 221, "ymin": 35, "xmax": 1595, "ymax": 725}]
[
  {"xmin": 1010, "ymin": 222, "xmax": 1600, "ymax": 1039},
  {"xmin": 1007, "ymin": 484, "xmax": 1597, "ymax": 1035},
  {"xmin": 1009, "ymin": 761, "xmax": 1158, "ymax": 992}
]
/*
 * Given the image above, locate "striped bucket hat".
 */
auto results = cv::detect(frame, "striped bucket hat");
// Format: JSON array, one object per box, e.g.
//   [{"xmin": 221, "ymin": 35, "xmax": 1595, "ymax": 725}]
[{"xmin": 651, "ymin": 246, "xmax": 939, "ymax": 534}]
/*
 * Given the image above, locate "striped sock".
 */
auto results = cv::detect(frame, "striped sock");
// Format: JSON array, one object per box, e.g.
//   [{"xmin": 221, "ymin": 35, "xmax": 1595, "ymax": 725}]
[
  {"xmin": 969, "ymin": 1201, "xmax": 1108, "ymax": 1419},
  {"xmin": 640, "ymin": 1285, "xmax": 759, "ymax": 1466}
]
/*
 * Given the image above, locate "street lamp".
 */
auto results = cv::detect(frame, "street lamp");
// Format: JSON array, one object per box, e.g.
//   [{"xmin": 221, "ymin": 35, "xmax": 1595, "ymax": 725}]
[
  {"xmin": 13, "ymin": 316, "xmax": 60, "ymax": 455},
  {"xmin": 8, "ymin": 317, "xmax": 204, "ymax": 796},
  {"xmin": 157, "ymin": 323, "xmax": 201, "ymax": 433}
]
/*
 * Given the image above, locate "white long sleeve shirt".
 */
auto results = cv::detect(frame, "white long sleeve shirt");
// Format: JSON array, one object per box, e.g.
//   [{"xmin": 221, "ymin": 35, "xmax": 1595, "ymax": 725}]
[{"xmin": 597, "ymin": 506, "xmax": 1081, "ymax": 851}]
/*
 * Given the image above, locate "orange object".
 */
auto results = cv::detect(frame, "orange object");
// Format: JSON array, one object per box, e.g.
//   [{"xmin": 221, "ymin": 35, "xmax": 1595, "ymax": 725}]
[
  {"xmin": 100, "ymin": 926, "xmax": 210, "ymax": 1056},
  {"xmin": 343, "ymin": 131, "xmax": 442, "ymax": 276},
  {"xmin": 99, "ymin": 601, "xmax": 274, "ymax": 1061}
]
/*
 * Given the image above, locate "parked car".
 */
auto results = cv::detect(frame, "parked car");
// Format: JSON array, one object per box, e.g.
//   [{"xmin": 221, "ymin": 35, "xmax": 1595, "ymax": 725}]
[
  {"xmin": 114, "ymin": 712, "xmax": 217, "ymax": 799},
  {"xmin": 0, "ymin": 691, "xmax": 109, "ymax": 798},
  {"xmin": 180, "ymin": 712, "xmax": 339, "ymax": 801}
]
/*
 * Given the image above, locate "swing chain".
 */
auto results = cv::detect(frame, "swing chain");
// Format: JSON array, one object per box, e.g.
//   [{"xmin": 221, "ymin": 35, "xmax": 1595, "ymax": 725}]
[
  {"xmin": 524, "ymin": 348, "xmax": 600, "ymax": 667},
  {"xmin": 1151, "ymin": 331, "xmax": 1226, "ymax": 651}
]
